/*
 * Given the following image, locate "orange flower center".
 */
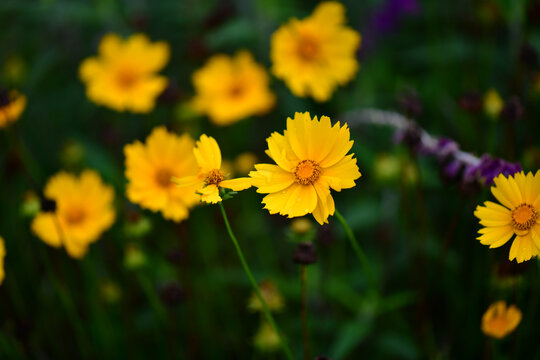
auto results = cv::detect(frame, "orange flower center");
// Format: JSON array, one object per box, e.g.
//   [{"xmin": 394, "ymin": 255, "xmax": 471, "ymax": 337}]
[
  {"xmin": 297, "ymin": 35, "xmax": 319, "ymax": 61},
  {"xmin": 155, "ymin": 168, "xmax": 173, "ymax": 188},
  {"xmin": 205, "ymin": 169, "xmax": 225, "ymax": 185},
  {"xmin": 294, "ymin": 160, "xmax": 322, "ymax": 185},
  {"xmin": 512, "ymin": 204, "xmax": 538, "ymax": 231},
  {"xmin": 228, "ymin": 83, "xmax": 245, "ymax": 99},
  {"xmin": 116, "ymin": 69, "xmax": 138, "ymax": 89},
  {"xmin": 65, "ymin": 207, "xmax": 86, "ymax": 225}
]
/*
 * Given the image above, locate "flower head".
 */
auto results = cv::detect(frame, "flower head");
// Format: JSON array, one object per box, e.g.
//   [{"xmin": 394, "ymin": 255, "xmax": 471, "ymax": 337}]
[
  {"xmin": 192, "ymin": 51, "xmax": 275, "ymax": 125},
  {"xmin": 172, "ymin": 135, "xmax": 252, "ymax": 203},
  {"xmin": 31, "ymin": 170, "xmax": 115, "ymax": 258},
  {"xmin": 481, "ymin": 301, "xmax": 522, "ymax": 339},
  {"xmin": 124, "ymin": 126, "xmax": 200, "ymax": 222},
  {"xmin": 247, "ymin": 280, "xmax": 285, "ymax": 313},
  {"xmin": 250, "ymin": 112, "xmax": 361, "ymax": 224},
  {"xmin": 484, "ymin": 89, "xmax": 504, "ymax": 118},
  {"xmin": 0, "ymin": 236, "xmax": 5, "ymax": 285},
  {"xmin": 474, "ymin": 171, "xmax": 540, "ymax": 263},
  {"xmin": 0, "ymin": 88, "xmax": 26, "ymax": 128},
  {"xmin": 79, "ymin": 33, "xmax": 169, "ymax": 113},
  {"xmin": 271, "ymin": 2, "xmax": 361, "ymax": 101}
]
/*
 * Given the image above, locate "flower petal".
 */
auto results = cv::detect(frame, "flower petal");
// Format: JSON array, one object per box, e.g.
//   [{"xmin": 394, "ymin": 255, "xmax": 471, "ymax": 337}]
[
  {"xmin": 194, "ymin": 135, "xmax": 222, "ymax": 171},
  {"xmin": 262, "ymin": 183, "xmax": 317, "ymax": 218},
  {"xmin": 509, "ymin": 234, "xmax": 538, "ymax": 263},
  {"xmin": 249, "ymin": 164, "xmax": 295, "ymax": 193},
  {"xmin": 220, "ymin": 177, "xmax": 252, "ymax": 191},
  {"xmin": 199, "ymin": 184, "xmax": 222, "ymax": 204}
]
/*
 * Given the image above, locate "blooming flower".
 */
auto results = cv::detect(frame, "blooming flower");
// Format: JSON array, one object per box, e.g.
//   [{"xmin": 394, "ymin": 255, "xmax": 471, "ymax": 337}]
[
  {"xmin": 79, "ymin": 33, "xmax": 169, "ymax": 113},
  {"xmin": 0, "ymin": 89, "xmax": 26, "ymax": 128},
  {"xmin": 474, "ymin": 171, "xmax": 540, "ymax": 263},
  {"xmin": 481, "ymin": 301, "xmax": 522, "ymax": 339},
  {"xmin": 270, "ymin": 2, "xmax": 361, "ymax": 101},
  {"xmin": 31, "ymin": 170, "xmax": 115, "ymax": 258},
  {"xmin": 0, "ymin": 236, "xmax": 5, "ymax": 285},
  {"xmin": 192, "ymin": 51, "xmax": 275, "ymax": 125},
  {"xmin": 172, "ymin": 135, "xmax": 252, "ymax": 204},
  {"xmin": 484, "ymin": 89, "xmax": 504, "ymax": 118},
  {"xmin": 124, "ymin": 126, "xmax": 200, "ymax": 222},
  {"xmin": 249, "ymin": 112, "xmax": 361, "ymax": 224}
]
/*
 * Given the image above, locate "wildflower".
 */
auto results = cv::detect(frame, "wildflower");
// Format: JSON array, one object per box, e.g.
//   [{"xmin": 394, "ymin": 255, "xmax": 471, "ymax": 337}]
[
  {"xmin": 254, "ymin": 320, "xmax": 281, "ymax": 352},
  {"xmin": 0, "ymin": 236, "xmax": 5, "ymax": 285},
  {"xmin": 481, "ymin": 301, "xmax": 522, "ymax": 339},
  {"xmin": 31, "ymin": 170, "xmax": 115, "ymax": 258},
  {"xmin": 192, "ymin": 51, "xmax": 275, "ymax": 125},
  {"xmin": 0, "ymin": 88, "xmax": 26, "ymax": 128},
  {"xmin": 291, "ymin": 218, "xmax": 313, "ymax": 235},
  {"xmin": 248, "ymin": 280, "xmax": 284, "ymax": 312},
  {"xmin": 270, "ymin": 2, "xmax": 361, "ymax": 101},
  {"xmin": 484, "ymin": 89, "xmax": 504, "ymax": 118},
  {"xmin": 250, "ymin": 112, "xmax": 361, "ymax": 224},
  {"xmin": 124, "ymin": 126, "xmax": 200, "ymax": 222},
  {"xmin": 171, "ymin": 135, "xmax": 252, "ymax": 204},
  {"xmin": 79, "ymin": 33, "xmax": 169, "ymax": 113},
  {"xmin": 474, "ymin": 171, "xmax": 540, "ymax": 263}
]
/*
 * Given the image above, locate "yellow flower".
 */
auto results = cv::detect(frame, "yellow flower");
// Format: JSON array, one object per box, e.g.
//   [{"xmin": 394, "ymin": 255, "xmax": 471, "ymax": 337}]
[
  {"xmin": 172, "ymin": 135, "xmax": 252, "ymax": 204},
  {"xmin": 0, "ymin": 236, "xmax": 5, "ymax": 285},
  {"xmin": 124, "ymin": 126, "xmax": 200, "ymax": 222},
  {"xmin": 247, "ymin": 280, "xmax": 285, "ymax": 313},
  {"xmin": 481, "ymin": 301, "xmax": 522, "ymax": 339},
  {"xmin": 250, "ymin": 112, "xmax": 361, "ymax": 225},
  {"xmin": 79, "ymin": 33, "xmax": 169, "ymax": 113},
  {"xmin": 484, "ymin": 89, "xmax": 504, "ymax": 118},
  {"xmin": 192, "ymin": 51, "xmax": 275, "ymax": 125},
  {"xmin": 253, "ymin": 320, "xmax": 281, "ymax": 352},
  {"xmin": 270, "ymin": 1, "xmax": 361, "ymax": 102},
  {"xmin": 31, "ymin": 170, "xmax": 115, "ymax": 258},
  {"xmin": 235, "ymin": 152, "xmax": 258, "ymax": 175},
  {"xmin": 474, "ymin": 171, "xmax": 540, "ymax": 263},
  {"xmin": 0, "ymin": 89, "xmax": 26, "ymax": 128}
]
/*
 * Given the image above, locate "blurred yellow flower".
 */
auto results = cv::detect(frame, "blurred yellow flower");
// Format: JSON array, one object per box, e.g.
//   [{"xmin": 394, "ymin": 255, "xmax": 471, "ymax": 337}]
[
  {"xmin": 253, "ymin": 320, "xmax": 281, "ymax": 352},
  {"xmin": 124, "ymin": 126, "xmax": 200, "ymax": 222},
  {"xmin": 0, "ymin": 236, "xmax": 5, "ymax": 285},
  {"xmin": 474, "ymin": 171, "xmax": 540, "ymax": 263},
  {"xmin": 192, "ymin": 51, "xmax": 275, "ymax": 126},
  {"xmin": 31, "ymin": 170, "xmax": 115, "ymax": 258},
  {"xmin": 484, "ymin": 89, "xmax": 503, "ymax": 118},
  {"xmin": 172, "ymin": 135, "xmax": 252, "ymax": 203},
  {"xmin": 235, "ymin": 152, "xmax": 258, "ymax": 175},
  {"xmin": 79, "ymin": 33, "xmax": 169, "ymax": 113},
  {"xmin": 248, "ymin": 280, "xmax": 285, "ymax": 313},
  {"xmin": 0, "ymin": 89, "xmax": 26, "ymax": 128},
  {"xmin": 290, "ymin": 218, "xmax": 313, "ymax": 235},
  {"xmin": 481, "ymin": 301, "xmax": 521, "ymax": 339},
  {"xmin": 250, "ymin": 112, "xmax": 361, "ymax": 224},
  {"xmin": 271, "ymin": 1, "xmax": 361, "ymax": 101}
]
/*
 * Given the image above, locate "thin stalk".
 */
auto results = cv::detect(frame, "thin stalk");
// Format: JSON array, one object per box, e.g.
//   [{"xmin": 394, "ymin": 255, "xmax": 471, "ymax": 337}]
[
  {"xmin": 300, "ymin": 265, "xmax": 310, "ymax": 360},
  {"xmin": 334, "ymin": 209, "xmax": 376, "ymax": 290},
  {"xmin": 218, "ymin": 202, "xmax": 295, "ymax": 360}
]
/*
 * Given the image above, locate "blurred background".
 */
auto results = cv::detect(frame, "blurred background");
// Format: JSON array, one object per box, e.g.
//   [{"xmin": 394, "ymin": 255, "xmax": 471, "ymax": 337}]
[{"xmin": 2, "ymin": 0, "xmax": 540, "ymax": 358}]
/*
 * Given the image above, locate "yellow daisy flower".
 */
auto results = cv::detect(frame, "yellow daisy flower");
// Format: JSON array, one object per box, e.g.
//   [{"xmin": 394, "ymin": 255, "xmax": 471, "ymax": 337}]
[
  {"xmin": 31, "ymin": 170, "xmax": 115, "ymax": 258},
  {"xmin": 481, "ymin": 301, "xmax": 522, "ymax": 339},
  {"xmin": 270, "ymin": 1, "xmax": 361, "ymax": 102},
  {"xmin": 192, "ymin": 51, "xmax": 275, "ymax": 126},
  {"xmin": 0, "ymin": 236, "xmax": 5, "ymax": 285},
  {"xmin": 79, "ymin": 33, "xmax": 169, "ymax": 113},
  {"xmin": 172, "ymin": 134, "xmax": 252, "ymax": 204},
  {"xmin": 474, "ymin": 171, "xmax": 540, "ymax": 263},
  {"xmin": 249, "ymin": 112, "xmax": 361, "ymax": 225},
  {"xmin": 124, "ymin": 126, "xmax": 200, "ymax": 222},
  {"xmin": 0, "ymin": 89, "xmax": 26, "ymax": 128}
]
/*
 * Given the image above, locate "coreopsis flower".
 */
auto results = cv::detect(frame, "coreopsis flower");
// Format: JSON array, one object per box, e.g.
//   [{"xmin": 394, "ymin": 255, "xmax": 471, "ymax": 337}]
[
  {"xmin": 270, "ymin": 2, "xmax": 361, "ymax": 101},
  {"xmin": 0, "ymin": 236, "xmax": 5, "ymax": 285},
  {"xmin": 192, "ymin": 51, "xmax": 275, "ymax": 125},
  {"xmin": 124, "ymin": 126, "xmax": 200, "ymax": 222},
  {"xmin": 31, "ymin": 170, "xmax": 115, "ymax": 258},
  {"xmin": 250, "ymin": 112, "xmax": 361, "ymax": 224},
  {"xmin": 171, "ymin": 135, "xmax": 252, "ymax": 204},
  {"xmin": 481, "ymin": 301, "xmax": 522, "ymax": 339},
  {"xmin": 484, "ymin": 89, "xmax": 504, "ymax": 118},
  {"xmin": 474, "ymin": 171, "xmax": 540, "ymax": 263},
  {"xmin": 79, "ymin": 33, "xmax": 169, "ymax": 113},
  {"xmin": 0, "ymin": 89, "xmax": 26, "ymax": 128}
]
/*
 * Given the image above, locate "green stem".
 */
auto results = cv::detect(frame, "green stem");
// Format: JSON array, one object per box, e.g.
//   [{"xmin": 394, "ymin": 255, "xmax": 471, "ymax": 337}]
[
  {"xmin": 219, "ymin": 202, "xmax": 295, "ymax": 360},
  {"xmin": 334, "ymin": 209, "xmax": 377, "ymax": 290}
]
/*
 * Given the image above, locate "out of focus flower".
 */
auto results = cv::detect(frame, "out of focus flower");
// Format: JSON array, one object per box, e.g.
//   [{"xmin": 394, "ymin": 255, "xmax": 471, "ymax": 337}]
[
  {"xmin": 124, "ymin": 127, "xmax": 200, "ymax": 222},
  {"xmin": 464, "ymin": 155, "xmax": 522, "ymax": 186},
  {"xmin": 124, "ymin": 243, "xmax": 147, "ymax": 269},
  {"xmin": 0, "ymin": 236, "xmax": 5, "ymax": 285},
  {"xmin": 20, "ymin": 190, "xmax": 40, "ymax": 217},
  {"xmin": 292, "ymin": 241, "xmax": 317, "ymax": 265},
  {"xmin": 250, "ymin": 112, "xmax": 361, "ymax": 224},
  {"xmin": 31, "ymin": 170, "xmax": 115, "ymax": 258},
  {"xmin": 123, "ymin": 212, "xmax": 152, "ymax": 238},
  {"xmin": 192, "ymin": 51, "xmax": 275, "ymax": 126},
  {"xmin": 3, "ymin": 56, "xmax": 26, "ymax": 85},
  {"xmin": 60, "ymin": 140, "xmax": 85, "ymax": 169},
  {"xmin": 373, "ymin": 153, "xmax": 401, "ymax": 182},
  {"xmin": 253, "ymin": 320, "xmax": 280, "ymax": 352},
  {"xmin": 501, "ymin": 96, "xmax": 523, "ymax": 121},
  {"xmin": 100, "ymin": 280, "xmax": 122, "ymax": 303},
  {"xmin": 271, "ymin": 2, "xmax": 361, "ymax": 101},
  {"xmin": 79, "ymin": 33, "xmax": 169, "ymax": 113},
  {"xmin": 172, "ymin": 135, "xmax": 252, "ymax": 204},
  {"xmin": 474, "ymin": 171, "xmax": 540, "ymax": 263},
  {"xmin": 291, "ymin": 218, "xmax": 313, "ymax": 235},
  {"xmin": 483, "ymin": 89, "xmax": 504, "ymax": 118},
  {"xmin": 221, "ymin": 159, "xmax": 234, "ymax": 178},
  {"xmin": 0, "ymin": 89, "xmax": 26, "ymax": 128},
  {"xmin": 235, "ymin": 152, "xmax": 258, "ymax": 175},
  {"xmin": 481, "ymin": 301, "xmax": 521, "ymax": 339},
  {"xmin": 248, "ymin": 280, "xmax": 284, "ymax": 312}
]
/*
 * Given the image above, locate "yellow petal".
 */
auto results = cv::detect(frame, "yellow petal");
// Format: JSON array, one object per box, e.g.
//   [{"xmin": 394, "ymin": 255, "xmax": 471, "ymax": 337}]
[
  {"xmin": 194, "ymin": 135, "xmax": 222, "ymax": 171},
  {"xmin": 172, "ymin": 175, "xmax": 203, "ymax": 188},
  {"xmin": 262, "ymin": 183, "xmax": 317, "ymax": 218},
  {"xmin": 477, "ymin": 225, "xmax": 514, "ymax": 247},
  {"xmin": 474, "ymin": 204, "xmax": 512, "ymax": 227},
  {"xmin": 249, "ymin": 164, "xmax": 295, "ymax": 193},
  {"xmin": 220, "ymin": 177, "xmax": 252, "ymax": 191},
  {"xmin": 509, "ymin": 234, "xmax": 538, "ymax": 263},
  {"xmin": 265, "ymin": 131, "xmax": 298, "ymax": 171},
  {"xmin": 199, "ymin": 184, "xmax": 222, "ymax": 204},
  {"xmin": 31, "ymin": 213, "xmax": 62, "ymax": 247},
  {"xmin": 492, "ymin": 174, "xmax": 522, "ymax": 209},
  {"xmin": 320, "ymin": 154, "xmax": 361, "ymax": 191}
]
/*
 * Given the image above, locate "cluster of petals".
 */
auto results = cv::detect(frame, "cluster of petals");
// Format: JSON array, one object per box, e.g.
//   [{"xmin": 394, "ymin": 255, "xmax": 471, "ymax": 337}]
[{"xmin": 481, "ymin": 301, "xmax": 522, "ymax": 339}]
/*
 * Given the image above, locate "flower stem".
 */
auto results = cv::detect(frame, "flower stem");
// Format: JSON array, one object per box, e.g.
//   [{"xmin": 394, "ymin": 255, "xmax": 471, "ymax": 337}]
[
  {"xmin": 300, "ymin": 265, "xmax": 310, "ymax": 360},
  {"xmin": 334, "ymin": 208, "xmax": 377, "ymax": 290},
  {"xmin": 218, "ymin": 202, "xmax": 295, "ymax": 360}
]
